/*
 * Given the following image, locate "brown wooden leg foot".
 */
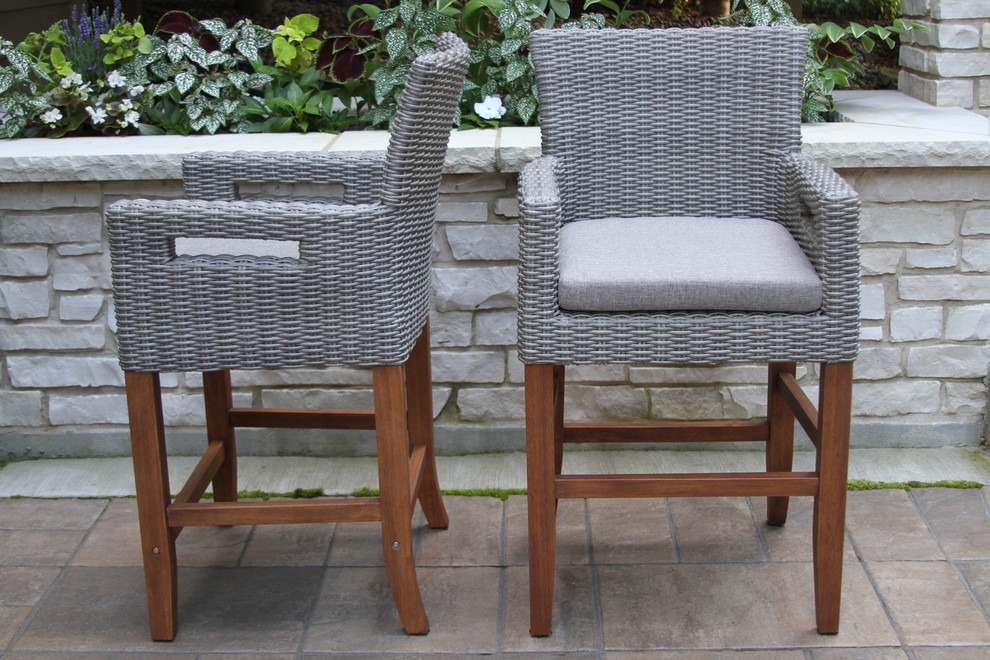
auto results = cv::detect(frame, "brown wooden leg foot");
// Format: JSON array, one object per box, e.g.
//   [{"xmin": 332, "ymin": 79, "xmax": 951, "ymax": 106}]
[
  {"xmin": 405, "ymin": 322, "xmax": 448, "ymax": 529},
  {"xmin": 125, "ymin": 371, "xmax": 179, "ymax": 641},
  {"xmin": 526, "ymin": 363, "xmax": 557, "ymax": 637},
  {"xmin": 374, "ymin": 364, "xmax": 430, "ymax": 635},
  {"xmin": 813, "ymin": 361, "xmax": 853, "ymax": 634},
  {"xmin": 767, "ymin": 362, "xmax": 796, "ymax": 526},
  {"xmin": 203, "ymin": 370, "xmax": 237, "ymax": 503}
]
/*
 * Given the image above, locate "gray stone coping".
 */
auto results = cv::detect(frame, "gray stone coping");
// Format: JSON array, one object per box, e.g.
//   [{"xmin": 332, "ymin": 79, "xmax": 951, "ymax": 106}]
[{"xmin": 0, "ymin": 90, "xmax": 987, "ymax": 183}]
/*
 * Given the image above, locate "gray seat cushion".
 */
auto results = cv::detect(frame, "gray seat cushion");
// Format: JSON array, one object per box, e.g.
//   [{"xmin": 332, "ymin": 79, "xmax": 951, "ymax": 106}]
[{"xmin": 558, "ymin": 216, "xmax": 823, "ymax": 313}]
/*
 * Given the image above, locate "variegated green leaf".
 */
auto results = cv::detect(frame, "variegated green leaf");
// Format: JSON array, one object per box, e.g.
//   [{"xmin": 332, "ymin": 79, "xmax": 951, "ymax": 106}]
[
  {"xmin": 175, "ymin": 71, "xmax": 196, "ymax": 94},
  {"xmin": 385, "ymin": 28, "xmax": 408, "ymax": 60}
]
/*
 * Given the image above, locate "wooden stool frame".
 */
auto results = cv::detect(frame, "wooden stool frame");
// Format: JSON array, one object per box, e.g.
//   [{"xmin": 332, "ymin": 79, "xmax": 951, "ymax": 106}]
[
  {"xmin": 525, "ymin": 360, "xmax": 853, "ymax": 636},
  {"xmin": 126, "ymin": 323, "xmax": 447, "ymax": 641}
]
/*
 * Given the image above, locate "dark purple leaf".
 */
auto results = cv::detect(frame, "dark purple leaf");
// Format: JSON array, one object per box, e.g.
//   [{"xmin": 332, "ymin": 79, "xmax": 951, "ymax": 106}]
[
  {"xmin": 155, "ymin": 11, "xmax": 198, "ymax": 35},
  {"xmin": 331, "ymin": 49, "xmax": 365, "ymax": 82},
  {"xmin": 200, "ymin": 33, "xmax": 220, "ymax": 52}
]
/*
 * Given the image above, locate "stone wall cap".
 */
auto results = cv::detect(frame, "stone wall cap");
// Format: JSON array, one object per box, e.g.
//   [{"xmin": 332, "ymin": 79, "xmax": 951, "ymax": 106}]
[{"xmin": 1, "ymin": 91, "xmax": 988, "ymax": 182}]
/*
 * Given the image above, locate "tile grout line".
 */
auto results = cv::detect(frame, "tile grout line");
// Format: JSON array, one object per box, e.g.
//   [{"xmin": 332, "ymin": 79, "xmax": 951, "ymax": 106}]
[
  {"xmin": 494, "ymin": 497, "xmax": 509, "ymax": 658},
  {"xmin": 295, "ymin": 520, "xmax": 340, "ymax": 656},
  {"xmin": 583, "ymin": 499, "xmax": 606, "ymax": 660}
]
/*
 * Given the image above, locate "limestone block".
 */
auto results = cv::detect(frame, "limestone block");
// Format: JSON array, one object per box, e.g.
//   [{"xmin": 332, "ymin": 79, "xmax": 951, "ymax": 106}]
[
  {"xmin": 439, "ymin": 173, "xmax": 507, "ymax": 194},
  {"xmin": 898, "ymin": 70, "xmax": 975, "ymax": 107},
  {"xmin": 855, "ymin": 347, "xmax": 904, "ymax": 380},
  {"xmin": 52, "ymin": 255, "xmax": 111, "ymax": 291},
  {"xmin": 890, "ymin": 307, "xmax": 943, "ymax": 342},
  {"xmin": 432, "ymin": 350, "xmax": 505, "ymax": 383},
  {"xmin": 852, "ymin": 381, "xmax": 941, "ymax": 415},
  {"xmin": 985, "ymin": 22, "xmax": 990, "ymax": 47},
  {"xmin": 961, "ymin": 239, "xmax": 990, "ymax": 271},
  {"xmin": 903, "ymin": 21, "xmax": 937, "ymax": 46},
  {"xmin": 933, "ymin": 51, "xmax": 990, "ymax": 78},
  {"xmin": 936, "ymin": 23, "xmax": 982, "ymax": 48},
  {"xmin": 446, "ymin": 225, "xmax": 519, "ymax": 261},
  {"xmin": 7, "ymin": 356, "xmax": 124, "ymax": 387},
  {"xmin": 457, "ymin": 387, "xmax": 525, "ymax": 422},
  {"xmin": 0, "ymin": 391, "xmax": 44, "ymax": 426},
  {"xmin": 899, "ymin": 274, "xmax": 990, "ymax": 300},
  {"xmin": 899, "ymin": 46, "xmax": 933, "ymax": 74},
  {"xmin": 55, "ymin": 243, "xmax": 102, "ymax": 256},
  {"xmin": 494, "ymin": 198, "xmax": 520, "ymax": 218},
  {"xmin": 962, "ymin": 209, "xmax": 990, "ymax": 235},
  {"xmin": 0, "ymin": 325, "xmax": 104, "ymax": 351},
  {"xmin": 432, "ymin": 266, "xmax": 517, "ymax": 312},
  {"xmin": 567, "ymin": 384, "xmax": 648, "ymax": 422},
  {"xmin": 944, "ymin": 382, "xmax": 989, "ymax": 415},
  {"xmin": 630, "ymin": 365, "xmax": 770, "ymax": 385},
  {"xmin": 860, "ymin": 204, "xmax": 956, "ymax": 244},
  {"xmin": 901, "ymin": 0, "xmax": 931, "ymax": 16},
  {"xmin": 474, "ymin": 309, "xmax": 517, "ymax": 346},
  {"xmin": 906, "ymin": 345, "xmax": 990, "ymax": 377},
  {"xmin": 859, "ymin": 170, "xmax": 990, "ymax": 204},
  {"xmin": 860, "ymin": 283, "xmax": 886, "ymax": 320},
  {"xmin": 261, "ymin": 388, "xmax": 375, "ymax": 411},
  {"xmin": 106, "ymin": 299, "xmax": 116, "ymax": 334},
  {"xmin": 860, "ymin": 248, "xmax": 902, "ymax": 275},
  {"xmin": 649, "ymin": 386, "xmax": 722, "ymax": 421},
  {"xmin": 0, "ymin": 247, "xmax": 48, "ymax": 277},
  {"xmin": 229, "ymin": 367, "xmax": 372, "ymax": 387},
  {"xmin": 860, "ymin": 326, "xmax": 884, "ymax": 342},
  {"xmin": 0, "ymin": 182, "xmax": 101, "ymax": 211},
  {"xmin": 163, "ymin": 393, "xmax": 252, "ymax": 426},
  {"xmin": 720, "ymin": 385, "xmax": 767, "ymax": 419},
  {"xmin": 905, "ymin": 248, "xmax": 957, "ymax": 269},
  {"xmin": 436, "ymin": 201, "xmax": 489, "ymax": 223},
  {"xmin": 59, "ymin": 294, "xmax": 104, "ymax": 321},
  {"xmin": 49, "ymin": 394, "xmax": 129, "ymax": 425},
  {"xmin": 945, "ymin": 304, "xmax": 990, "ymax": 339},
  {"xmin": 507, "ymin": 349, "xmax": 524, "ymax": 383},
  {"xmin": 0, "ymin": 281, "xmax": 50, "ymax": 319},
  {"xmin": 0, "ymin": 212, "xmax": 103, "ymax": 244},
  {"xmin": 429, "ymin": 311, "xmax": 473, "ymax": 347},
  {"xmin": 931, "ymin": 0, "xmax": 990, "ymax": 20},
  {"xmin": 568, "ymin": 365, "xmax": 628, "ymax": 382}
]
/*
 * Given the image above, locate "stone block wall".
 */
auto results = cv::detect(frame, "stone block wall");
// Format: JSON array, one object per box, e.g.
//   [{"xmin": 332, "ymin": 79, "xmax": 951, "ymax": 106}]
[
  {"xmin": 900, "ymin": 0, "xmax": 990, "ymax": 114},
  {"xmin": 1, "ymin": 162, "xmax": 988, "ymax": 459}
]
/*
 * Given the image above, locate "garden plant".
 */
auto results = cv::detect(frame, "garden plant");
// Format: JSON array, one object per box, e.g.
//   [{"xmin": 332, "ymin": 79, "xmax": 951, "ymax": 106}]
[{"xmin": 0, "ymin": 0, "xmax": 922, "ymax": 139}]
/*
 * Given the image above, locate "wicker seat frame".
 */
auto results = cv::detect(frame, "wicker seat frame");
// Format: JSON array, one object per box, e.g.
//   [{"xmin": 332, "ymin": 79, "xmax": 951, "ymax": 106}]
[
  {"xmin": 518, "ymin": 27, "xmax": 860, "ymax": 637},
  {"xmin": 106, "ymin": 33, "xmax": 470, "ymax": 641}
]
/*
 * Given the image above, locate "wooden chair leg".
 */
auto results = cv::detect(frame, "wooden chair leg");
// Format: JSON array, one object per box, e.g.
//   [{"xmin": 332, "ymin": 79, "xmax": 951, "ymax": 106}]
[
  {"xmin": 203, "ymin": 370, "xmax": 237, "ymax": 503},
  {"xmin": 125, "ymin": 371, "xmax": 179, "ymax": 642},
  {"xmin": 526, "ymin": 363, "xmax": 557, "ymax": 637},
  {"xmin": 813, "ymin": 361, "xmax": 853, "ymax": 634},
  {"xmin": 405, "ymin": 321, "xmax": 448, "ymax": 529},
  {"xmin": 552, "ymin": 365, "xmax": 565, "ymax": 479},
  {"xmin": 374, "ymin": 364, "xmax": 430, "ymax": 634},
  {"xmin": 766, "ymin": 361, "xmax": 797, "ymax": 526}
]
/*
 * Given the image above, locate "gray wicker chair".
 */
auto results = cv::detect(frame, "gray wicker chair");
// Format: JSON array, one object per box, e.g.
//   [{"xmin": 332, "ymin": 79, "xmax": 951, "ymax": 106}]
[
  {"xmin": 106, "ymin": 33, "xmax": 469, "ymax": 641},
  {"xmin": 518, "ymin": 27, "xmax": 859, "ymax": 636}
]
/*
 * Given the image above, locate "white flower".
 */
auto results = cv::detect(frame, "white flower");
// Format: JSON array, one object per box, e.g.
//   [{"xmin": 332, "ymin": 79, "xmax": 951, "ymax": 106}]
[
  {"xmin": 474, "ymin": 95, "xmax": 506, "ymax": 120},
  {"xmin": 60, "ymin": 72, "xmax": 83, "ymax": 89},
  {"xmin": 119, "ymin": 98, "xmax": 134, "ymax": 111},
  {"xmin": 123, "ymin": 110, "xmax": 140, "ymax": 126},
  {"xmin": 85, "ymin": 105, "xmax": 107, "ymax": 124},
  {"xmin": 40, "ymin": 108, "xmax": 62, "ymax": 125},
  {"xmin": 76, "ymin": 83, "xmax": 92, "ymax": 100},
  {"xmin": 106, "ymin": 70, "xmax": 126, "ymax": 87},
  {"xmin": 128, "ymin": 84, "xmax": 145, "ymax": 97}
]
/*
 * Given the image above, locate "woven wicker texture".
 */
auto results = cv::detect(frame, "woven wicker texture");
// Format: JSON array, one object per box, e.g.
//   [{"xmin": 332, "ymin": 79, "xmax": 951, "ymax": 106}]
[
  {"xmin": 518, "ymin": 28, "xmax": 860, "ymax": 365},
  {"xmin": 107, "ymin": 33, "xmax": 470, "ymax": 372}
]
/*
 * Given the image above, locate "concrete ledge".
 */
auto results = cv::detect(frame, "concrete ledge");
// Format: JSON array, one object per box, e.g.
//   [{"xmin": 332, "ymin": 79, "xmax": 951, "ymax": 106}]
[{"xmin": 2, "ymin": 91, "xmax": 988, "ymax": 183}]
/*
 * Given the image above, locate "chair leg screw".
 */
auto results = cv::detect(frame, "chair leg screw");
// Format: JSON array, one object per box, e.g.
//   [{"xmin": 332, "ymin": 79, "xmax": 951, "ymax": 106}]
[
  {"xmin": 151, "ymin": 547, "xmax": 160, "ymax": 556},
  {"xmin": 392, "ymin": 541, "xmax": 400, "ymax": 550}
]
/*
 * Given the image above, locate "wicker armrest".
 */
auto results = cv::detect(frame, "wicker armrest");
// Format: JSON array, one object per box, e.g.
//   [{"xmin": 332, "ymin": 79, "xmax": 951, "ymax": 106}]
[
  {"xmin": 780, "ymin": 153, "xmax": 860, "ymax": 316},
  {"xmin": 182, "ymin": 151, "xmax": 386, "ymax": 204},
  {"xmin": 517, "ymin": 156, "xmax": 565, "ymax": 320}
]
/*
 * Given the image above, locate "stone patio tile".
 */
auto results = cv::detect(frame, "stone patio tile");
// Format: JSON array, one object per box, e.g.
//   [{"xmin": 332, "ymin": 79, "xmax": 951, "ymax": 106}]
[
  {"xmin": 809, "ymin": 649, "xmax": 909, "ymax": 659},
  {"xmin": 304, "ymin": 566, "xmax": 499, "ymax": 653},
  {"xmin": 911, "ymin": 648, "xmax": 990, "ymax": 660},
  {"xmin": 598, "ymin": 562, "xmax": 896, "ymax": 649},
  {"xmin": 0, "ymin": 606, "xmax": 31, "ymax": 647},
  {"xmin": 913, "ymin": 488, "xmax": 990, "ymax": 560},
  {"xmin": 303, "ymin": 655, "xmax": 492, "ymax": 659},
  {"xmin": 502, "ymin": 565, "xmax": 598, "ymax": 652},
  {"xmin": 14, "ymin": 566, "xmax": 319, "ymax": 653},
  {"xmin": 587, "ymin": 499, "xmax": 676, "ymax": 564},
  {"xmin": 506, "ymin": 495, "xmax": 589, "ymax": 566},
  {"xmin": 4, "ymin": 654, "xmax": 197, "ymax": 659},
  {"xmin": 71, "ymin": 498, "xmax": 141, "ymax": 566},
  {"xmin": 0, "ymin": 566, "xmax": 60, "ymax": 605},
  {"xmin": 759, "ymin": 497, "xmax": 856, "ymax": 563},
  {"xmin": 239, "ymin": 522, "xmax": 334, "ymax": 566},
  {"xmin": 416, "ymin": 496, "xmax": 503, "ymax": 567},
  {"xmin": 505, "ymin": 654, "xmax": 598, "ymax": 659},
  {"xmin": 954, "ymin": 561, "xmax": 990, "ymax": 618},
  {"xmin": 669, "ymin": 497, "xmax": 767, "ymax": 563},
  {"xmin": 846, "ymin": 490, "xmax": 943, "ymax": 560},
  {"xmin": 326, "ymin": 520, "xmax": 387, "ymax": 567},
  {"xmin": 868, "ymin": 561, "xmax": 990, "ymax": 645},
  {"xmin": 0, "ymin": 498, "xmax": 105, "ymax": 530},
  {"xmin": 0, "ymin": 530, "xmax": 85, "ymax": 566},
  {"xmin": 606, "ymin": 652, "xmax": 804, "ymax": 659},
  {"xmin": 198, "ymin": 655, "xmax": 296, "ymax": 659}
]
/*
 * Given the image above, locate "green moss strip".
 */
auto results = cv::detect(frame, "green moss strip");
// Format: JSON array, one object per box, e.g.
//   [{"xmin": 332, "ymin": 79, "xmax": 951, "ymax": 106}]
[{"xmin": 847, "ymin": 479, "xmax": 983, "ymax": 491}]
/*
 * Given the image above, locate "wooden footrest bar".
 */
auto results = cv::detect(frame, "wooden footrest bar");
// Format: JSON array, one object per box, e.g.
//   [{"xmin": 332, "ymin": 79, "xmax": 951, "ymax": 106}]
[
  {"xmin": 555, "ymin": 471, "xmax": 819, "ymax": 499},
  {"xmin": 168, "ymin": 498, "xmax": 382, "ymax": 527},
  {"xmin": 563, "ymin": 421, "xmax": 769, "ymax": 444},
  {"xmin": 229, "ymin": 408, "xmax": 376, "ymax": 430}
]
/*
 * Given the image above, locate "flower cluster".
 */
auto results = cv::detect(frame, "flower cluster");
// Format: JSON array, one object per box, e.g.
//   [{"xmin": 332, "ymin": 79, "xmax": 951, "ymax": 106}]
[{"xmin": 35, "ymin": 69, "xmax": 147, "ymax": 137}]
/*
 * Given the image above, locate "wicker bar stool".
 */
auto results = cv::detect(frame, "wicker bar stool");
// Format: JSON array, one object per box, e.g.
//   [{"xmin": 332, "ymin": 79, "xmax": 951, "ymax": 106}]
[
  {"xmin": 518, "ymin": 28, "xmax": 860, "ymax": 636},
  {"xmin": 106, "ymin": 33, "xmax": 469, "ymax": 641}
]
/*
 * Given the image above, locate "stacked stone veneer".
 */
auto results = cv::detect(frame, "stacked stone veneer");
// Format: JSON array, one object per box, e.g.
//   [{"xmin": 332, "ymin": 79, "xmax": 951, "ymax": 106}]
[
  {"xmin": 899, "ymin": 0, "xmax": 990, "ymax": 114},
  {"xmin": 1, "ymin": 141, "xmax": 989, "ymax": 459}
]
